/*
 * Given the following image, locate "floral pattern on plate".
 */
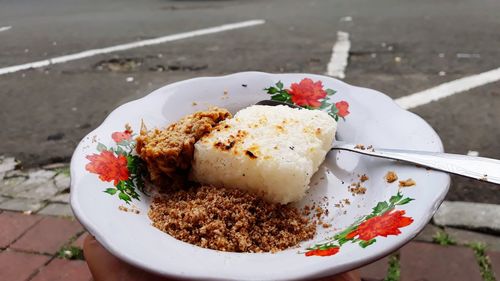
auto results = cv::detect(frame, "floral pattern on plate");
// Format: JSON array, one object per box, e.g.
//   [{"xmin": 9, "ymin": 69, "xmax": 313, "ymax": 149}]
[
  {"xmin": 305, "ymin": 192, "xmax": 414, "ymax": 257},
  {"xmin": 85, "ymin": 126, "xmax": 146, "ymax": 203},
  {"xmin": 264, "ymin": 78, "xmax": 350, "ymax": 121}
]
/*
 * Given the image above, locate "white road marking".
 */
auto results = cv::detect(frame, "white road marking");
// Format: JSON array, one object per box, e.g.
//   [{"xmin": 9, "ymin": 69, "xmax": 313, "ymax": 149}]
[
  {"xmin": 467, "ymin": 150, "xmax": 479, "ymax": 157},
  {"xmin": 326, "ymin": 31, "xmax": 350, "ymax": 79},
  {"xmin": 0, "ymin": 26, "xmax": 12, "ymax": 33},
  {"xmin": 396, "ymin": 67, "xmax": 500, "ymax": 109},
  {"xmin": 0, "ymin": 20, "xmax": 265, "ymax": 76}
]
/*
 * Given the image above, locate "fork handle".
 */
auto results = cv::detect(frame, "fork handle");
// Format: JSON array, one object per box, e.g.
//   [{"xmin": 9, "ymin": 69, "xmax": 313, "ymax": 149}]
[{"xmin": 332, "ymin": 143, "xmax": 500, "ymax": 185}]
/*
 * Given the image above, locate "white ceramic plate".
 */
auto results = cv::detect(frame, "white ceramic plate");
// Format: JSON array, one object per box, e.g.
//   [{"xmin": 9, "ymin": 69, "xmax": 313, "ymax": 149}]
[{"xmin": 71, "ymin": 72, "xmax": 450, "ymax": 281}]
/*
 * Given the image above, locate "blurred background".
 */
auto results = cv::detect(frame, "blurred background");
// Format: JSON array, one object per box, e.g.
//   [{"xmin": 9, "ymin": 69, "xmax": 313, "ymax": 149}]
[{"xmin": 0, "ymin": 0, "xmax": 499, "ymax": 280}]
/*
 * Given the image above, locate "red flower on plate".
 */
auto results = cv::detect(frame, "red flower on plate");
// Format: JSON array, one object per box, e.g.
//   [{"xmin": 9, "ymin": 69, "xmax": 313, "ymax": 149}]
[
  {"xmin": 287, "ymin": 78, "xmax": 327, "ymax": 107},
  {"xmin": 305, "ymin": 247, "xmax": 340, "ymax": 257},
  {"xmin": 85, "ymin": 150, "xmax": 130, "ymax": 185},
  {"xmin": 335, "ymin": 101, "xmax": 350, "ymax": 118},
  {"xmin": 112, "ymin": 130, "xmax": 132, "ymax": 143},
  {"xmin": 346, "ymin": 210, "xmax": 413, "ymax": 241}
]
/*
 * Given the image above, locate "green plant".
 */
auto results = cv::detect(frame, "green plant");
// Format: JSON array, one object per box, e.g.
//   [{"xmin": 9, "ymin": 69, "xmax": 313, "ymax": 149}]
[
  {"xmin": 432, "ymin": 230, "xmax": 456, "ymax": 246},
  {"xmin": 264, "ymin": 79, "xmax": 349, "ymax": 121},
  {"xmin": 55, "ymin": 166, "xmax": 70, "ymax": 176},
  {"xmin": 384, "ymin": 253, "xmax": 400, "ymax": 281},
  {"xmin": 57, "ymin": 246, "xmax": 84, "ymax": 260},
  {"xmin": 469, "ymin": 242, "xmax": 496, "ymax": 281}
]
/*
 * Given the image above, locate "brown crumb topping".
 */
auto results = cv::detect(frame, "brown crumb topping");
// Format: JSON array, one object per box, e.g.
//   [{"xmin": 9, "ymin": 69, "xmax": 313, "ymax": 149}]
[
  {"xmin": 349, "ymin": 182, "xmax": 367, "ymax": 195},
  {"xmin": 315, "ymin": 207, "xmax": 324, "ymax": 219},
  {"xmin": 135, "ymin": 108, "xmax": 231, "ymax": 188},
  {"xmin": 360, "ymin": 174, "xmax": 369, "ymax": 182},
  {"xmin": 399, "ymin": 178, "xmax": 416, "ymax": 187},
  {"xmin": 385, "ymin": 171, "xmax": 398, "ymax": 183},
  {"xmin": 148, "ymin": 185, "xmax": 316, "ymax": 253},
  {"xmin": 303, "ymin": 206, "xmax": 311, "ymax": 216},
  {"xmin": 118, "ymin": 205, "xmax": 140, "ymax": 214},
  {"xmin": 354, "ymin": 144, "xmax": 365, "ymax": 150}
]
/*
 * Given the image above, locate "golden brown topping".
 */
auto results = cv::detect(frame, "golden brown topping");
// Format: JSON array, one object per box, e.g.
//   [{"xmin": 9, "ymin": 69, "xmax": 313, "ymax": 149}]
[
  {"xmin": 385, "ymin": 171, "xmax": 398, "ymax": 183},
  {"xmin": 135, "ymin": 108, "xmax": 231, "ymax": 189}
]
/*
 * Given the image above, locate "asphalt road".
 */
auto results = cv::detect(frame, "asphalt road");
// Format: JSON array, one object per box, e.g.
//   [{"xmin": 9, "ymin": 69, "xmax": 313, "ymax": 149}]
[{"xmin": 0, "ymin": 0, "xmax": 499, "ymax": 203}]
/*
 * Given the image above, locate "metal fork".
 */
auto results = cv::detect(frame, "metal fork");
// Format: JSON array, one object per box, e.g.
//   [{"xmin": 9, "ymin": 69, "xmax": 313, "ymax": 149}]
[{"xmin": 255, "ymin": 100, "xmax": 500, "ymax": 185}]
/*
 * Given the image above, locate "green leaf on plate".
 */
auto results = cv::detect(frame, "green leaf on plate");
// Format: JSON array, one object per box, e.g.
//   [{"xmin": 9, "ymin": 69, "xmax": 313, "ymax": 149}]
[
  {"xmin": 397, "ymin": 197, "xmax": 414, "ymax": 205},
  {"xmin": 372, "ymin": 201, "xmax": 389, "ymax": 214},
  {"xmin": 359, "ymin": 239, "xmax": 376, "ymax": 248},
  {"xmin": 389, "ymin": 193, "xmax": 403, "ymax": 204},
  {"xmin": 96, "ymin": 143, "xmax": 107, "ymax": 152},
  {"xmin": 265, "ymin": 87, "xmax": 278, "ymax": 95},
  {"xmin": 104, "ymin": 188, "xmax": 117, "ymax": 195},
  {"xmin": 271, "ymin": 94, "xmax": 288, "ymax": 102},
  {"xmin": 119, "ymin": 192, "xmax": 131, "ymax": 203},
  {"xmin": 326, "ymin": 89, "xmax": 336, "ymax": 96}
]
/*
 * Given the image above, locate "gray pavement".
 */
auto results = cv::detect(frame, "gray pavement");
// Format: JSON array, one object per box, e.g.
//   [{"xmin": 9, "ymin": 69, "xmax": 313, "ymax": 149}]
[{"xmin": 0, "ymin": 0, "xmax": 499, "ymax": 203}]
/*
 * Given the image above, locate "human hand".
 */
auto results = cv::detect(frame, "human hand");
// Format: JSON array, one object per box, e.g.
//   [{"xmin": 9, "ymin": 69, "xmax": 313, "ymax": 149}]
[{"xmin": 83, "ymin": 234, "xmax": 360, "ymax": 281}]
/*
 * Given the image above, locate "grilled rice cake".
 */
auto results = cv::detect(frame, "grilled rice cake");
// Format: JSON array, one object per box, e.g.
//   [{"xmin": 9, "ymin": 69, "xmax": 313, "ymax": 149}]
[{"xmin": 191, "ymin": 105, "xmax": 336, "ymax": 204}]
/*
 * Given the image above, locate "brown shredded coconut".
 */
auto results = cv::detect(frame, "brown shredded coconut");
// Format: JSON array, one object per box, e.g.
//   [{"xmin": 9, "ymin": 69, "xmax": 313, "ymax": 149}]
[
  {"xmin": 349, "ymin": 185, "xmax": 367, "ymax": 195},
  {"xmin": 349, "ymin": 182, "xmax": 367, "ymax": 195},
  {"xmin": 136, "ymin": 108, "xmax": 231, "ymax": 188},
  {"xmin": 399, "ymin": 178, "xmax": 416, "ymax": 187},
  {"xmin": 385, "ymin": 171, "xmax": 398, "ymax": 183},
  {"xmin": 354, "ymin": 144, "xmax": 366, "ymax": 150},
  {"xmin": 360, "ymin": 174, "xmax": 369, "ymax": 182},
  {"xmin": 148, "ymin": 185, "xmax": 316, "ymax": 253},
  {"xmin": 118, "ymin": 205, "xmax": 140, "ymax": 214}
]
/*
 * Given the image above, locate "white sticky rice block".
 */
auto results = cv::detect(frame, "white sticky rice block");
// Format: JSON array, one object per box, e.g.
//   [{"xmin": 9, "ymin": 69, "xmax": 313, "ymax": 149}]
[{"xmin": 191, "ymin": 105, "xmax": 336, "ymax": 204}]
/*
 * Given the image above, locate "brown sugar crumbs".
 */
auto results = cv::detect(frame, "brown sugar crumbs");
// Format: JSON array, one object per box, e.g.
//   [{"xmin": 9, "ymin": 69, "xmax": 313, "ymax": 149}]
[
  {"xmin": 360, "ymin": 174, "xmax": 369, "ymax": 182},
  {"xmin": 135, "ymin": 108, "xmax": 231, "ymax": 188},
  {"xmin": 354, "ymin": 144, "xmax": 365, "ymax": 150},
  {"xmin": 399, "ymin": 178, "xmax": 416, "ymax": 187},
  {"xmin": 148, "ymin": 185, "xmax": 316, "ymax": 253},
  {"xmin": 349, "ymin": 182, "xmax": 367, "ymax": 195},
  {"xmin": 315, "ymin": 206, "xmax": 324, "ymax": 219},
  {"xmin": 385, "ymin": 171, "xmax": 398, "ymax": 183},
  {"xmin": 118, "ymin": 205, "xmax": 140, "ymax": 214}
]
